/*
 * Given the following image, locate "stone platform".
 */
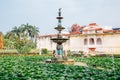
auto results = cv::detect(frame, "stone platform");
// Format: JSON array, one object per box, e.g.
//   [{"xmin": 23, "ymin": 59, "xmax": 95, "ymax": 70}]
[{"xmin": 46, "ymin": 59, "xmax": 74, "ymax": 65}]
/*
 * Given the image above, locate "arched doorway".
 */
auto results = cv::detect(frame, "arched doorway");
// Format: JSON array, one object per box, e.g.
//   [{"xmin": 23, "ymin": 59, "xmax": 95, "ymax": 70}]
[
  {"xmin": 84, "ymin": 38, "xmax": 88, "ymax": 45},
  {"xmin": 97, "ymin": 38, "xmax": 102, "ymax": 45},
  {"xmin": 89, "ymin": 38, "xmax": 94, "ymax": 45}
]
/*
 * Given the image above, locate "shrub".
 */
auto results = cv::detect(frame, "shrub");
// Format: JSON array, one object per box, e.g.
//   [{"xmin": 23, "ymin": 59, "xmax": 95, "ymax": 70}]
[{"xmin": 41, "ymin": 48, "xmax": 48, "ymax": 54}]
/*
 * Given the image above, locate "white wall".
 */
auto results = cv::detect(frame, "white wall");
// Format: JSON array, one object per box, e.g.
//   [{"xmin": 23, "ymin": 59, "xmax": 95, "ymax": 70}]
[
  {"xmin": 69, "ymin": 35, "xmax": 82, "ymax": 51},
  {"xmin": 36, "ymin": 33, "xmax": 120, "ymax": 54}
]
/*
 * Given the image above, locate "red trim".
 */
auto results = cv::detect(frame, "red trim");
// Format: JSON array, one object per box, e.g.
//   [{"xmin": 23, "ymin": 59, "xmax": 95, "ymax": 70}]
[{"xmin": 89, "ymin": 48, "xmax": 96, "ymax": 51}]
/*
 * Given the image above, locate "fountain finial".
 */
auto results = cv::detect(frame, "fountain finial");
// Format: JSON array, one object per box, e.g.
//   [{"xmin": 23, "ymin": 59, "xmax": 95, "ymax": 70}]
[{"xmin": 58, "ymin": 8, "xmax": 61, "ymax": 16}]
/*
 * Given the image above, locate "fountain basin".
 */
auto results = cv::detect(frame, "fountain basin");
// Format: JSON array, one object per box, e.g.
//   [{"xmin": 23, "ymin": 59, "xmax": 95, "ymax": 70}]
[
  {"xmin": 46, "ymin": 59, "xmax": 74, "ymax": 65},
  {"xmin": 51, "ymin": 38, "xmax": 68, "ymax": 43}
]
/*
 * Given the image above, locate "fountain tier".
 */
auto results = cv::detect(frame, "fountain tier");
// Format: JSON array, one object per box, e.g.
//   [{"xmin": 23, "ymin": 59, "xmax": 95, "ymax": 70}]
[{"xmin": 45, "ymin": 8, "xmax": 74, "ymax": 65}]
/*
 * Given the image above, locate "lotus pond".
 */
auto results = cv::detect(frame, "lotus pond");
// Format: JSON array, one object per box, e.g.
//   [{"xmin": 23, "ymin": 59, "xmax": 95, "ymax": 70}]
[{"xmin": 0, "ymin": 54, "xmax": 120, "ymax": 80}]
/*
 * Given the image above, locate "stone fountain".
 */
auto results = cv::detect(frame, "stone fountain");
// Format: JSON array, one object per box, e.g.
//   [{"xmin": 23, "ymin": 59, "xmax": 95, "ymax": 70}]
[{"xmin": 46, "ymin": 8, "xmax": 74, "ymax": 65}]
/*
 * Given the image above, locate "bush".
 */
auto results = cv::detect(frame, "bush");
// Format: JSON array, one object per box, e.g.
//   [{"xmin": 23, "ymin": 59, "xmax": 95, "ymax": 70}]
[
  {"xmin": 41, "ymin": 48, "xmax": 48, "ymax": 54},
  {"xmin": 70, "ymin": 51, "xmax": 84, "ymax": 57}
]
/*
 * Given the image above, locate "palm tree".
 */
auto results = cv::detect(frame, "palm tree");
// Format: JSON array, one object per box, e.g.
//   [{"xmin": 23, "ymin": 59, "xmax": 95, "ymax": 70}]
[
  {"xmin": 28, "ymin": 25, "xmax": 39, "ymax": 40},
  {"xmin": 11, "ymin": 26, "xmax": 22, "ymax": 41},
  {"xmin": 21, "ymin": 23, "xmax": 29, "ymax": 34},
  {"xmin": 28, "ymin": 26, "xmax": 39, "ymax": 48},
  {"xmin": 21, "ymin": 23, "xmax": 39, "ymax": 41},
  {"xmin": 21, "ymin": 23, "xmax": 32, "ymax": 39}
]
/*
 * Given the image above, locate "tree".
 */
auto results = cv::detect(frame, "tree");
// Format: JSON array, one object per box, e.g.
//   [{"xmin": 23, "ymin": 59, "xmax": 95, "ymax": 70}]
[
  {"xmin": 11, "ymin": 26, "xmax": 22, "ymax": 41},
  {"xmin": 28, "ymin": 25, "xmax": 39, "ymax": 42},
  {"xmin": 4, "ymin": 23, "xmax": 39, "ymax": 53},
  {"xmin": 21, "ymin": 23, "xmax": 39, "ymax": 41},
  {"xmin": 5, "ymin": 31, "xmax": 15, "ymax": 39}
]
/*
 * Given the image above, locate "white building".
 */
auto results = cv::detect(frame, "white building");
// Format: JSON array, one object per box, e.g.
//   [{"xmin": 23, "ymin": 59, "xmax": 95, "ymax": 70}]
[{"xmin": 37, "ymin": 23, "xmax": 120, "ymax": 54}]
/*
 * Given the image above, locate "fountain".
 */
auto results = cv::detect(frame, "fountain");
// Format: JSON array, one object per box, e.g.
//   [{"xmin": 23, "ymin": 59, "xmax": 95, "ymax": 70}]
[{"xmin": 46, "ymin": 8, "xmax": 74, "ymax": 65}]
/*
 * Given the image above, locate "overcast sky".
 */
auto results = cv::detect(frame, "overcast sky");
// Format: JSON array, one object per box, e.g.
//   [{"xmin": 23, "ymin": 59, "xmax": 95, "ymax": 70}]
[{"xmin": 0, "ymin": 0, "xmax": 120, "ymax": 35}]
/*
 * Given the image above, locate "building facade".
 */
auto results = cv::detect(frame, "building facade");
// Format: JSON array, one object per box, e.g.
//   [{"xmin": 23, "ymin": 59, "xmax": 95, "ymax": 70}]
[{"xmin": 37, "ymin": 23, "xmax": 120, "ymax": 54}]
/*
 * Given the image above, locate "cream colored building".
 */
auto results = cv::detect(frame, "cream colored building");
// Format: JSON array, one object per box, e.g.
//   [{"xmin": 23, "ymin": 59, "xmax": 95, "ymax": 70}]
[{"xmin": 37, "ymin": 23, "xmax": 120, "ymax": 54}]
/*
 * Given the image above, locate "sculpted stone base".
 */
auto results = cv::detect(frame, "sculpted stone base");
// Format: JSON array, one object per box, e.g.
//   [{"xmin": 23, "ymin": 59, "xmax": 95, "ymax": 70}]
[{"xmin": 46, "ymin": 58, "xmax": 74, "ymax": 65}]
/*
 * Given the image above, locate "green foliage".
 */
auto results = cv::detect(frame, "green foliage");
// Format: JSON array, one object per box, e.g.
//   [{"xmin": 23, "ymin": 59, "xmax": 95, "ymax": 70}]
[
  {"xmin": 0, "ymin": 55, "xmax": 120, "ymax": 80},
  {"xmin": 41, "ymin": 48, "xmax": 48, "ymax": 54},
  {"xmin": 3, "ymin": 23, "xmax": 39, "ymax": 53},
  {"xmin": 3, "ymin": 39, "xmax": 14, "ymax": 49},
  {"xmin": 70, "ymin": 56, "xmax": 120, "ymax": 70},
  {"xmin": 14, "ymin": 40, "xmax": 36, "ymax": 53}
]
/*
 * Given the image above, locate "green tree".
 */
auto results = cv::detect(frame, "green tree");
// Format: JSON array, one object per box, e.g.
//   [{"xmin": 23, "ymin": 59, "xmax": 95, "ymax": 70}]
[
  {"xmin": 21, "ymin": 23, "xmax": 39, "ymax": 41},
  {"xmin": 5, "ymin": 31, "xmax": 15, "ymax": 39},
  {"xmin": 11, "ymin": 26, "xmax": 22, "ymax": 41},
  {"xmin": 4, "ymin": 23, "xmax": 39, "ymax": 53},
  {"xmin": 4, "ymin": 31, "xmax": 17, "ymax": 49}
]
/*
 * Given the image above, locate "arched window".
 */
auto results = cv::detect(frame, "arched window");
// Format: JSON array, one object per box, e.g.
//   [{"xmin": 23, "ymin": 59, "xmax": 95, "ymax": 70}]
[
  {"xmin": 97, "ymin": 38, "xmax": 102, "ymax": 45},
  {"xmin": 84, "ymin": 38, "xmax": 88, "ymax": 45},
  {"xmin": 89, "ymin": 38, "xmax": 94, "ymax": 45}
]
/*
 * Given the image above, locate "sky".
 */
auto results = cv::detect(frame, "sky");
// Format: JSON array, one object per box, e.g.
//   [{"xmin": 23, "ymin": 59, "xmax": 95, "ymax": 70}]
[{"xmin": 0, "ymin": 0, "xmax": 120, "ymax": 35}]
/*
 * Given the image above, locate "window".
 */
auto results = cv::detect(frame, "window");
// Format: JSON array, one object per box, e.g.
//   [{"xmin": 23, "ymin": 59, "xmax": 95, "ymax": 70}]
[
  {"xmin": 97, "ymin": 38, "xmax": 102, "ymax": 45},
  {"xmin": 89, "ymin": 38, "xmax": 94, "ymax": 45},
  {"xmin": 84, "ymin": 38, "xmax": 88, "ymax": 45}
]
